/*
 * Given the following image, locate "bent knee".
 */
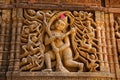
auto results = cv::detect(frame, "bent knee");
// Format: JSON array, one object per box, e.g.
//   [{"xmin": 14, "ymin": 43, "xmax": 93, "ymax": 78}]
[
  {"xmin": 79, "ymin": 63, "xmax": 84, "ymax": 68},
  {"xmin": 64, "ymin": 60, "xmax": 72, "ymax": 67}
]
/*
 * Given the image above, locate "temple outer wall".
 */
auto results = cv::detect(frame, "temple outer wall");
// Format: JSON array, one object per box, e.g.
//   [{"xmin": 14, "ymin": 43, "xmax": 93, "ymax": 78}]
[{"xmin": 0, "ymin": 0, "xmax": 120, "ymax": 80}]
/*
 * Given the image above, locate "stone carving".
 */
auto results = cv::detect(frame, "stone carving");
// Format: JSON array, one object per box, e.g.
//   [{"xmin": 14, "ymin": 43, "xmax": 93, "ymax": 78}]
[
  {"xmin": 115, "ymin": 17, "xmax": 120, "ymax": 64},
  {"xmin": 20, "ymin": 9, "xmax": 100, "ymax": 72},
  {"xmin": 115, "ymin": 17, "xmax": 120, "ymax": 38},
  {"xmin": 43, "ymin": 13, "xmax": 83, "ymax": 72},
  {"xmin": 109, "ymin": 0, "xmax": 120, "ymax": 7}
]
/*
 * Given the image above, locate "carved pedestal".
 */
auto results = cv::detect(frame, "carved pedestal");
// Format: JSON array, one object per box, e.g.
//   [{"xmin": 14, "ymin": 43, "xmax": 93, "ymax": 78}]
[{"xmin": 7, "ymin": 72, "xmax": 115, "ymax": 80}]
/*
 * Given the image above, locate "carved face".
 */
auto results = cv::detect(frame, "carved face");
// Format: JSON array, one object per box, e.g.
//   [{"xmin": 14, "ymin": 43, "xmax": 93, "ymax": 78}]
[
  {"xmin": 27, "ymin": 9, "xmax": 36, "ymax": 16},
  {"xmin": 86, "ymin": 20, "xmax": 91, "ymax": 27},
  {"xmin": 90, "ymin": 54, "xmax": 96, "ymax": 60},
  {"xmin": 55, "ymin": 19, "xmax": 66, "ymax": 31},
  {"xmin": 24, "ymin": 27, "xmax": 30, "ymax": 34},
  {"xmin": 31, "ymin": 35, "xmax": 37, "ymax": 42}
]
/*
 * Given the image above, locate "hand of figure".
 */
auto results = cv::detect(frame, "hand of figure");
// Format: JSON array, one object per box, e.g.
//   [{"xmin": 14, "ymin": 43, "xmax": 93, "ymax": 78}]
[
  {"xmin": 51, "ymin": 36, "xmax": 56, "ymax": 40},
  {"xmin": 54, "ymin": 47, "xmax": 59, "ymax": 53}
]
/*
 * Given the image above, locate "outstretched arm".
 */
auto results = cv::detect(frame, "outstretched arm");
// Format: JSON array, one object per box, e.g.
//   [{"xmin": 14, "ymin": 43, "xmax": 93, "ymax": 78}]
[
  {"xmin": 44, "ymin": 34, "xmax": 55, "ymax": 45},
  {"xmin": 58, "ymin": 28, "xmax": 76, "ymax": 40}
]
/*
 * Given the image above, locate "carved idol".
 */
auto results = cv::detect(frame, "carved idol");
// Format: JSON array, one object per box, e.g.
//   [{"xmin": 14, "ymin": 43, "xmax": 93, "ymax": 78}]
[
  {"xmin": 43, "ymin": 14, "xmax": 84, "ymax": 72},
  {"xmin": 20, "ymin": 10, "xmax": 100, "ymax": 72}
]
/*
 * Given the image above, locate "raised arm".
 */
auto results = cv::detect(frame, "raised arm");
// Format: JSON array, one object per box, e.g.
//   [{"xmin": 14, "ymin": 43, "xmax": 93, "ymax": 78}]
[
  {"xmin": 44, "ymin": 34, "xmax": 55, "ymax": 45},
  {"xmin": 58, "ymin": 28, "xmax": 76, "ymax": 40}
]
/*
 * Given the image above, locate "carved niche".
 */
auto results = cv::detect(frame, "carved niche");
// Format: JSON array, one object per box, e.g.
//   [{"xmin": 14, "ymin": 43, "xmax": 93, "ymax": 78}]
[{"xmin": 20, "ymin": 9, "xmax": 100, "ymax": 72}]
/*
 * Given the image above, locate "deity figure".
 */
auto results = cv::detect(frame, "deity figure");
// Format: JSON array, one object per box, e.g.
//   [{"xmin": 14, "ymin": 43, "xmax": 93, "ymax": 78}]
[{"xmin": 43, "ymin": 14, "xmax": 84, "ymax": 72}]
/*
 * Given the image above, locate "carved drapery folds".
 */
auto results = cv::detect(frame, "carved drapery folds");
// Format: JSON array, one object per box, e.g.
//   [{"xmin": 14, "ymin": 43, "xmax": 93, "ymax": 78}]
[{"xmin": 20, "ymin": 9, "xmax": 100, "ymax": 72}]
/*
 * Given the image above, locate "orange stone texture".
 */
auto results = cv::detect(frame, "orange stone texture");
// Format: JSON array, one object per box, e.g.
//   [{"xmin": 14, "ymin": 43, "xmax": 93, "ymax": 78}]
[{"xmin": 0, "ymin": 0, "xmax": 120, "ymax": 80}]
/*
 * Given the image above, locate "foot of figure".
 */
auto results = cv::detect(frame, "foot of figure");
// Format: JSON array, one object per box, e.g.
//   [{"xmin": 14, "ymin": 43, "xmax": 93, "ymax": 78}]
[
  {"xmin": 78, "ymin": 63, "xmax": 84, "ymax": 72},
  {"xmin": 56, "ymin": 65, "xmax": 69, "ymax": 72},
  {"xmin": 42, "ymin": 69, "xmax": 52, "ymax": 72}
]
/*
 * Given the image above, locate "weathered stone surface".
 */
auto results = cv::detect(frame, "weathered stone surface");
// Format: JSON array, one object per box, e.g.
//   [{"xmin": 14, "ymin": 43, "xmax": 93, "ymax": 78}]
[
  {"xmin": 6, "ymin": 72, "xmax": 116, "ymax": 80},
  {"xmin": 0, "ymin": 0, "xmax": 120, "ymax": 80}
]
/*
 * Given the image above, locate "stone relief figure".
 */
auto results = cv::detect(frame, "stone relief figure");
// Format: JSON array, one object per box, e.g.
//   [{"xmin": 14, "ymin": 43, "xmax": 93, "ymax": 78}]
[
  {"xmin": 20, "ymin": 10, "xmax": 100, "ymax": 72},
  {"xmin": 86, "ymin": 53, "xmax": 100, "ymax": 72},
  {"xmin": 43, "ymin": 13, "xmax": 84, "ymax": 72},
  {"xmin": 114, "ymin": 17, "xmax": 120, "ymax": 65}
]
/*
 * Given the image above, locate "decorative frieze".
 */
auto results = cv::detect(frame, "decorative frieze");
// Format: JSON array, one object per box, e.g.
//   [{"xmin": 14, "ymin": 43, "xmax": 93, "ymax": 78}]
[{"xmin": 19, "ymin": 9, "xmax": 101, "ymax": 72}]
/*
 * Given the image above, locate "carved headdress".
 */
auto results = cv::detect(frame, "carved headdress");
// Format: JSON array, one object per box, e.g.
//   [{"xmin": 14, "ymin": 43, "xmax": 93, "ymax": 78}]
[
  {"xmin": 59, "ymin": 14, "xmax": 68, "ymax": 23},
  {"xmin": 51, "ymin": 14, "xmax": 69, "ymax": 30}
]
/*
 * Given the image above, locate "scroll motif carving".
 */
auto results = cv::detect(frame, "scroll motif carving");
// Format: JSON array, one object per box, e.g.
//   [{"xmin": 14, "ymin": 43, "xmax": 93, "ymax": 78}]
[{"xmin": 20, "ymin": 9, "xmax": 100, "ymax": 72}]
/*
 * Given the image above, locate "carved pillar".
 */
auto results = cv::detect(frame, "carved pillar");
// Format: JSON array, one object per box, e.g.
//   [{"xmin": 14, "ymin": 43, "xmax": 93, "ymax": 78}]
[
  {"xmin": 109, "ymin": 13, "xmax": 119, "ymax": 78},
  {"xmin": 0, "ymin": 10, "xmax": 7, "ymax": 72},
  {"xmin": 0, "ymin": 0, "xmax": 11, "ymax": 74},
  {"xmin": 101, "ymin": 12, "xmax": 110, "ymax": 72},
  {"xmin": 0, "ymin": 10, "xmax": 2, "ymax": 71},
  {"xmin": 105, "ymin": 13, "xmax": 115, "ymax": 73},
  {"xmin": 14, "ymin": 8, "xmax": 23, "ymax": 71},
  {"xmin": 8, "ymin": 9, "xmax": 17, "ymax": 71},
  {"xmin": 4, "ymin": 9, "xmax": 11, "ymax": 72},
  {"xmin": 95, "ymin": 11, "xmax": 104, "ymax": 71}
]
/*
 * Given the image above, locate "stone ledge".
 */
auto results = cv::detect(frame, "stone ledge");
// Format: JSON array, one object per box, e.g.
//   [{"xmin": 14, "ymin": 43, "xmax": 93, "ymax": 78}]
[
  {"xmin": 6, "ymin": 72, "xmax": 116, "ymax": 80},
  {"xmin": 7, "ymin": 72, "xmax": 115, "ymax": 78}
]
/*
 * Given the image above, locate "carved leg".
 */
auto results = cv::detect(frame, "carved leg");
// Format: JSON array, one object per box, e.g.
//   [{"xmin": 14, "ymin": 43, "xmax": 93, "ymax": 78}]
[
  {"xmin": 22, "ymin": 44, "xmax": 28, "ymax": 52},
  {"xmin": 20, "ymin": 58, "xmax": 28, "ymax": 66},
  {"xmin": 42, "ymin": 52, "xmax": 52, "ymax": 72},
  {"xmin": 20, "ymin": 45, "xmax": 29, "ymax": 58},
  {"xmin": 51, "ymin": 42, "xmax": 69, "ymax": 72},
  {"xmin": 20, "ymin": 52, "xmax": 29, "ymax": 59},
  {"xmin": 55, "ymin": 51, "xmax": 69, "ymax": 72},
  {"xmin": 30, "ymin": 47, "xmax": 40, "ymax": 55},
  {"xmin": 20, "ymin": 63, "xmax": 34, "ymax": 71},
  {"xmin": 32, "ymin": 58, "xmax": 44, "ymax": 71},
  {"xmin": 64, "ymin": 59, "xmax": 84, "ymax": 72},
  {"xmin": 63, "ymin": 48, "xmax": 84, "ymax": 72},
  {"xmin": 92, "ymin": 64, "xmax": 99, "ymax": 72}
]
